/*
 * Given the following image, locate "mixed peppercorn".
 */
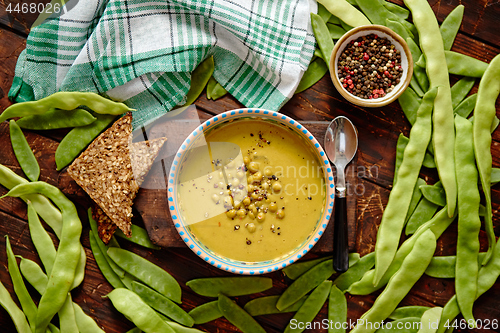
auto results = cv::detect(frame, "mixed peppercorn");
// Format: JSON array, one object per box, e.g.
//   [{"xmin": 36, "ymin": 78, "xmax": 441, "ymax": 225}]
[{"xmin": 337, "ymin": 34, "xmax": 403, "ymax": 99}]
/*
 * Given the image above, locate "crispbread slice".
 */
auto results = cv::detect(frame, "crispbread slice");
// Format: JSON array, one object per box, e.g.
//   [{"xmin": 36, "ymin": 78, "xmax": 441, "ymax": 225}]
[
  {"xmin": 68, "ymin": 112, "xmax": 167, "ymax": 240},
  {"xmin": 68, "ymin": 113, "xmax": 136, "ymax": 236},
  {"xmin": 92, "ymin": 137, "xmax": 168, "ymax": 243}
]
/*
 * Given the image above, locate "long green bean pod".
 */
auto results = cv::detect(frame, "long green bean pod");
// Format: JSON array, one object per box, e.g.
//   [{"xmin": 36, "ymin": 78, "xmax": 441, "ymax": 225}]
[
  {"xmin": 374, "ymin": 87, "xmax": 437, "ymax": 285},
  {"xmin": 27, "ymin": 201, "xmax": 57, "ymax": 274},
  {"xmin": 439, "ymin": 5, "xmax": 464, "ymax": 51},
  {"xmin": 418, "ymin": 307, "xmax": 443, "ymax": 333},
  {"xmin": 351, "ymin": 229, "xmax": 436, "ymax": 333},
  {"xmin": 348, "ymin": 207, "xmax": 454, "ymax": 296},
  {"xmin": 472, "ymin": 54, "xmax": 500, "ymax": 264},
  {"xmin": 9, "ymin": 120, "xmax": 40, "ymax": 182},
  {"xmin": 184, "ymin": 56, "xmax": 214, "ymax": 106},
  {"xmin": 1, "ymin": 182, "xmax": 83, "ymax": 333},
  {"xmin": 311, "ymin": 13, "xmax": 335, "ymax": 68},
  {"xmin": 317, "ymin": 0, "xmax": 370, "ymax": 27},
  {"xmin": 0, "ymin": 280, "xmax": 32, "ymax": 333},
  {"xmin": 437, "ymin": 233, "xmax": 500, "ymax": 333},
  {"xmin": 454, "ymin": 115, "xmax": 481, "ymax": 324},
  {"xmin": 0, "ymin": 91, "xmax": 132, "ymax": 123},
  {"xmin": 404, "ymin": 0, "xmax": 456, "ymax": 218},
  {"xmin": 329, "ymin": 284, "xmax": 347, "ymax": 333}
]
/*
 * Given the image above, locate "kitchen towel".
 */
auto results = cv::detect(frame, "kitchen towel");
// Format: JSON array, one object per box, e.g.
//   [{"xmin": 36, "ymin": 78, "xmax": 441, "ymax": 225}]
[{"xmin": 9, "ymin": 0, "xmax": 317, "ymax": 128}]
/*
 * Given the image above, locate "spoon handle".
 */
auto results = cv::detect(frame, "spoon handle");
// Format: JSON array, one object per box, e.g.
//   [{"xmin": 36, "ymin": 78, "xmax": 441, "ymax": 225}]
[{"xmin": 333, "ymin": 195, "xmax": 349, "ymax": 273}]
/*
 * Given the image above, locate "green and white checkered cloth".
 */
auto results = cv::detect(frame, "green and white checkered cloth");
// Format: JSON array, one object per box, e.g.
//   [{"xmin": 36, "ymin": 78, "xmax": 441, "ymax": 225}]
[{"xmin": 9, "ymin": 0, "xmax": 317, "ymax": 128}]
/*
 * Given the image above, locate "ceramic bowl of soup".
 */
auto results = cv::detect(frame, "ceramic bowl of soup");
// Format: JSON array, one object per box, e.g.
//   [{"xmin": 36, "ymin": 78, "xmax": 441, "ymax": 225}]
[{"xmin": 167, "ymin": 109, "xmax": 334, "ymax": 274}]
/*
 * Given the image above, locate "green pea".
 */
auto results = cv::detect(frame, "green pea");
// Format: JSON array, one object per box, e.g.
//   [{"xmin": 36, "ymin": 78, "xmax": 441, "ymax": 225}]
[
  {"xmin": 131, "ymin": 281, "xmax": 194, "ymax": 327},
  {"xmin": 388, "ymin": 306, "xmax": 430, "ymax": 320},
  {"xmin": 277, "ymin": 259, "xmax": 334, "ymax": 311},
  {"xmin": 454, "ymin": 94, "xmax": 477, "ymax": 118},
  {"xmin": 284, "ymin": 280, "xmax": 332, "ymax": 333},
  {"xmin": 9, "ymin": 120, "xmax": 40, "ymax": 182},
  {"xmin": 186, "ymin": 276, "xmax": 272, "ymax": 298},
  {"xmin": 107, "ymin": 247, "xmax": 182, "ymax": 303},
  {"xmin": 16, "ymin": 108, "xmax": 96, "ymax": 130},
  {"xmin": 244, "ymin": 295, "xmax": 307, "ymax": 316},
  {"xmin": 106, "ymin": 288, "xmax": 175, "ymax": 333},
  {"xmin": 328, "ymin": 284, "xmax": 347, "ymax": 333},
  {"xmin": 188, "ymin": 301, "xmax": 222, "ymax": 324},
  {"xmin": 115, "ymin": 224, "xmax": 160, "ymax": 249},
  {"xmin": 333, "ymin": 252, "xmax": 375, "ymax": 291},
  {"xmin": 439, "ymin": 5, "xmax": 464, "ymax": 51},
  {"xmin": 55, "ymin": 113, "xmax": 117, "ymax": 170},
  {"xmin": 295, "ymin": 57, "xmax": 329, "ymax": 94},
  {"xmin": 450, "ymin": 77, "xmax": 475, "ymax": 109},
  {"xmin": 218, "ymin": 294, "xmax": 266, "ymax": 333},
  {"xmin": 184, "ymin": 56, "xmax": 214, "ymax": 106}
]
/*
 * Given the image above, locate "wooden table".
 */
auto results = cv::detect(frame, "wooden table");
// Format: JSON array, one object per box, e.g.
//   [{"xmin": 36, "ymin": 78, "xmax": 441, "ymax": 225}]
[{"xmin": 0, "ymin": 1, "xmax": 499, "ymax": 332}]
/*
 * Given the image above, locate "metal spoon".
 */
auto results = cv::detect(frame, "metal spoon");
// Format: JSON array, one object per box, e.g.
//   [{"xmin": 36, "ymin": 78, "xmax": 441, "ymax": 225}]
[{"xmin": 324, "ymin": 116, "xmax": 358, "ymax": 273}]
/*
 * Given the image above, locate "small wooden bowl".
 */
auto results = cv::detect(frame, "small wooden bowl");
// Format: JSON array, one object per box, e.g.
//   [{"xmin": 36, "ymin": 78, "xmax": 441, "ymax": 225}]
[{"xmin": 330, "ymin": 25, "xmax": 413, "ymax": 107}]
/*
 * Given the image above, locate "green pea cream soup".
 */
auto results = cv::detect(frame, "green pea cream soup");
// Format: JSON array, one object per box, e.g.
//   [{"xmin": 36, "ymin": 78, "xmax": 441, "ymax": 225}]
[{"xmin": 177, "ymin": 118, "xmax": 326, "ymax": 262}]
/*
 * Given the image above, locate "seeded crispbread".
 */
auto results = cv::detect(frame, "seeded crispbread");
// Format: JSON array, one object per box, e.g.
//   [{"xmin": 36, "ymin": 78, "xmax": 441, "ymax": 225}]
[{"xmin": 68, "ymin": 113, "xmax": 166, "ymax": 239}]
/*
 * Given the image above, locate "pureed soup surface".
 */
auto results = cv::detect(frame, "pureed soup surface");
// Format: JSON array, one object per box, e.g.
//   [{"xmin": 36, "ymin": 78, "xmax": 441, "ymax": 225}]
[{"xmin": 177, "ymin": 118, "xmax": 326, "ymax": 262}]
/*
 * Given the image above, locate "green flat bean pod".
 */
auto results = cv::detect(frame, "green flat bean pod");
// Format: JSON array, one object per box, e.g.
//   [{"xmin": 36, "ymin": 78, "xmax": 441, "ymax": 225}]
[
  {"xmin": 405, "ymin": 179, "xmax": 426, "ymax": 222},
  {"xmin": 450, "ymin": 77, "xmax": 475, "ymax": 109},
  {"xmin": 0, "ymin": 280, "xmax": 32, "ymax": 333},
  {"xmin": 186, "ymin": 276, "xmax": 272, "ymax": 298},
  {"xmin": 437, "ymin": 236, "xmax": 500, "ymax": 333},
  {"xmin": 389, "ymin": 306, "xmax": 430, "ymax": 320},
  {"xmin": 107, "ymin": 288, "xmax": 175, "ymax": 333},
  {"xmin": 454, "ymin": 115, "xmax": 481, "ymax": 324},
  {"xmin": 284, "ymin": 280, "xmax": 332, "ymax": 333},
  {"xmin": 0, "ymin": 91, "xmax": 132, "ymax": 123},
  {"xmin": 333, "ymin": 252, "xmax": 375, "ymax": 291},
  {"xmin": 295, "ymin": 57, "xmax": 329, "ymax": 94},
  {"xmin": 283, "ymin": 253, "xmax": 359, "ymax": 280},
  {"xmin": 349, "ymin": 207, "xmax": 454, "ymax": 296},
  {"xmin": 374, "ymin": 87, "xmax": 437, "ymax": 285},
  {"xmin": 382, "ymin": 1, "xmax": 409, "ymax": 20},
  {"xmin": 454, "ymin": 93, "xmax": 476, "ymax": 119},
  {"xmin": 107, "ymin": 247, "xmax": 182, "ymax": 303},
  {"xmin": 472, "ymin": 53, "xmax": 500, "ymax": 264},
  {"xmin": 352, "ymin": 230, "xmax": 436, "ymax": 333},
  {"xmin": 425, "ymin": 253, "xmax": 487, "ymax": 279},
  {"xmin": 397, "ymin": 87, "xmax": 421, "ymax": 126},
  {"xmin": 376, "ymin": 317, "xmax": 421, "ymax": 333},
  {"xmin": 491, "ymin": 167, "xmax": 500, "ymax": 185},
  {"xmin": 355, "ymin": 0, "xmax": 401, "ymax": 25},
  {"xmin": 328, "ymin": 15, "xmax": 341, "ymax": 25},
  {"xmin": 165, "ymin": 319, "xmax": 205, "ymax": 333},
  {"xmin": 318, "ymin": 3, "xmax": 333, "ymax": 22},
  {"xmin": 209, "ymin": 82, "xmax": 227, "ymax": 101},
  {"xmin": 244, "ymin": 295, "xmax": 307, "ymax": 316},
  {"xmin": 277, "ymin": 259, "xmax": 334, "ymax": 311},
  {"xmin": 445, "ymin": 51, "xmax": 489, "ymax": 77},
  {"xmin": 115, "ymin": 224, "xmax": 160, "ymax": 249},
  {"xmin": 73, "ymin": 302, "xmax": 106, "ymax": 333},
  {"xmin": 218, "ymin": 294, "xmax": 266, "ymax": 333},
  {"xmin": 405, "ymin": 197, "xmax": 439, "ymax": 236},
  {"xmin": 418, "ymin": 307, "xmax": 442, "ymax": 333},
  {"xmin": 59, "ymin": 294, "xmax": 79, "ymax": 333},
  {"xmin": 19, "ymin": 257, "xmax": 48, "ymax": 294},
  {"xmin": 184, "ymin": 56, "xmax": 214, "ymax": 106},
  {"xmin": 439, "ymin": 5, "xmax": 464, "ymax": 51},
  {"xmin": 327, "ymin": 23, "xmax": 347, "ymax": 39},
  {"xmin": 5, "ymin": 236, "xmax": 37, "ymax": 329},
  {"xmin": 89, "ymin": 230, "xmax": 126, "ymax": 289},
  {"xmin": 16, "ymin": 108, "xmax": 96, "ymax": 130},
  {"xmin": 131, "ymin": 281, "xmax": 194, "ymax": 327},
  {"xmin": 2, "ymin": 182, "xmax": 83, "ymax": 333},
  {"xmin": 206, "ymin": 76, "xmax": 216, "ymax": 99},
  {"xmin": 404, "ymin": 0, "xmax": 457, "ymax": 218},
  {"xmin": 311, "ymin": 13, "xmax": 335, "ymax": 68},
  {"xmin": 329, "ymin": 284, "xmax": 347, "ymax": 333},
  {"xmin": 27, "ymin": 201, "xmax": 57, "ymax": 274},
  {"xmin": 10, "ymin": 120, "xmax": 40, "ymax": 182},
  {"xmin": 318, "ymin": 0, "xmax": 370, "ymax": 28},
  {"xmin": 188, "ymin": 301, "xmax": 222, "ymax": 324},
  {"xmin": 386, "ymin": 19, "xmax": 413, "ymax": 41},
  {"xmin": 419, "ymin": 184, "xmax": 446, "ymax": 207},
  {"xmin": 55, "ymin": 113, "xmax": 117, "ymax": 170}
]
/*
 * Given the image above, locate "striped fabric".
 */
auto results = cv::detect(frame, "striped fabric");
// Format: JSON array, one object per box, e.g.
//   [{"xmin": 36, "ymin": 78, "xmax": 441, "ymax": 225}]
[{"xmin": 9, "ymin": 0, "xmax": 317, "ymax": 128}]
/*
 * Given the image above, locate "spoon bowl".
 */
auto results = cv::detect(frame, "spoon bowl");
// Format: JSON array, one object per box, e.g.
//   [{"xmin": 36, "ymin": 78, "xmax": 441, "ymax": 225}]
[{"xmin": 324, "ymin": 116, "xmax": 358, "ymax": 272}]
